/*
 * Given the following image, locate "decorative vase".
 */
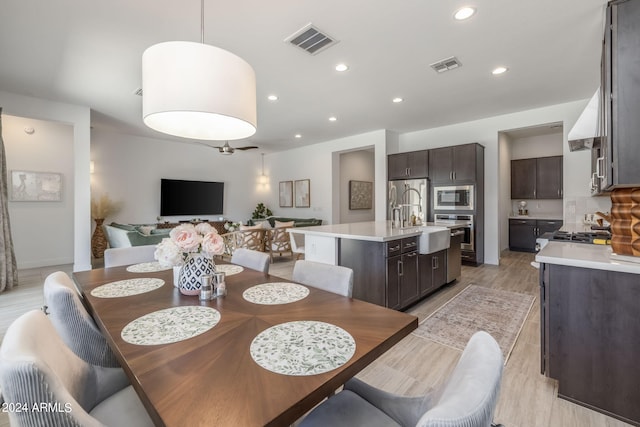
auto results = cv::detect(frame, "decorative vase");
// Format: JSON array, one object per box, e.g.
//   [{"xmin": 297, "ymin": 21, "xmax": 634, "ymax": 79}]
[
  {"xmin": 91, "ymin": 218, "xmax": 108, "ymax": 259},
  {"xmin": 178, "ymin": 253, "xmax": 215, "ymax": 296}
]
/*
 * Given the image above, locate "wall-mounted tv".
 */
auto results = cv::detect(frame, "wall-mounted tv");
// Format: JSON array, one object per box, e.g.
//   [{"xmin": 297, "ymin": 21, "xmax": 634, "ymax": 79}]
[{"xmin": 160, "ymin": 179, "xmax": 224, "ymax": 216}]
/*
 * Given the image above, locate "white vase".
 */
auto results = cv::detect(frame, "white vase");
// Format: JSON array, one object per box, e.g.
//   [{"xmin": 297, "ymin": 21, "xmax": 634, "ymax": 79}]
[{"xmin": 178, "ymin": 253, "xmax": 215, "ymax": 296}]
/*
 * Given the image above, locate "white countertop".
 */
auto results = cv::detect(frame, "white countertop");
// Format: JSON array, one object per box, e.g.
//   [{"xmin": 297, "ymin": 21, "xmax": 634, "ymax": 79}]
[
  {"xmin": 535, "ymin": 241, "xmax": 640, "ymax": 274},
  {"xmin": 509, "ymin": 214, "xmax": 563, "ymax": 220},
  {"xmin": 290, "ymin": 221, "xmax": 451, "ymax": 242}
]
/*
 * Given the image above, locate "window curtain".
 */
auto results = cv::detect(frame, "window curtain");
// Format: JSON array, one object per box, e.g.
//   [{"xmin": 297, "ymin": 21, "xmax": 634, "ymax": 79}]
[{"xmin": 0, "ymin": 108, "xmax": 18, "ymax": 293}]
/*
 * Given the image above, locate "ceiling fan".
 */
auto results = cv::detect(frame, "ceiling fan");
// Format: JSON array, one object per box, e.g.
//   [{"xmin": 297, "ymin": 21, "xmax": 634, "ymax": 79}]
[{"xmin": 213, "ymin": 141, "xmax": 258, "ymax": 155}]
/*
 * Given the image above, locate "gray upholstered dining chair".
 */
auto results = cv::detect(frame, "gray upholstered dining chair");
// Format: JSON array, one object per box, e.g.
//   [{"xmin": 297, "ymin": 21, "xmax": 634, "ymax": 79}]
[
  {"xmin": 231, "ymin": 247, "xmax": 271, "ymax": 273},
  {"xmin": 43, "ymin": 271, "xmax": 120, "ymax": 368},
  {"xmin": 103, "ymin": 244, "xmax": 157, "ymax": 268},
  {"xmin": 299, "ymin": 331, "xmax": 504, "ymax": 427},
  {"xmin": 292, "ymin": 260, "xmax": 353, "ymax": 297},
  {"xmin": 0, "ymin": 310, "xmax": 154, "ymax": 427}
]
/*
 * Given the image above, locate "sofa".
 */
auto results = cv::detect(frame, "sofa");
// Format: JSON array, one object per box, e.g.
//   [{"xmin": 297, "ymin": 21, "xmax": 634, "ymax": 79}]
[
  {"xmin": 103, "ymin": 222, "xmax": 170, "ymax": 248},
  {"xmin": 248, "ymin": 217, "xmax": 322, "ymax": 228}
]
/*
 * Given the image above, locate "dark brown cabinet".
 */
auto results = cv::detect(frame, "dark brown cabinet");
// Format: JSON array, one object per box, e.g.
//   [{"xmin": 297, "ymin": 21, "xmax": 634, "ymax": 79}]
[
  {"xmin": 509, "ymin": 219, "xmax": 562, "ymax": 252},
  {"xmin": 387, "ymin": 237, "xmax": 419, "ymax": 309},
  {"xmin": 540, "ymin": 262, "xmax": 640, "ymax": 425},
  {"xmin": 388, "ymin": 150, "xmax": 428, "ymax": 180},
  {"xmin": 418, "ymin": 249, "xmax": 447, "ymax": 297},
  {"xmin": 428, "ymin": 144, "xmax": 478, "ymax": 184},
  {"xmin": 511, "ymin": 156, "xmax": 563, "ymax": 200}
]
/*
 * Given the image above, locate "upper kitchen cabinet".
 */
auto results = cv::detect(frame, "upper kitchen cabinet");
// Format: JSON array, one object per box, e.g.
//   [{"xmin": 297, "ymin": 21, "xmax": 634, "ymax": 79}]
[
  {"xmin": 387, "ymin": 150, "xmax": 428, "ymax": 180},
  {"xmin": 599, "ymin": 0, "xmax": 640, "ymax": 190},
  {"xmin": 511, "ymin": 156, "xmax": 563, "ymax": 199},
  {"xmin": 428, "ymin": 143, "xmax": 483, "ymax": 184}
]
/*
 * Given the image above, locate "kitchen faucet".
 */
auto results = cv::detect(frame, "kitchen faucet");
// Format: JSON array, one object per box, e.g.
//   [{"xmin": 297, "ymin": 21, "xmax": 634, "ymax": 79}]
[{"xmin": 394, "ymin": 187, "xmax": 423, "ymax": 227}]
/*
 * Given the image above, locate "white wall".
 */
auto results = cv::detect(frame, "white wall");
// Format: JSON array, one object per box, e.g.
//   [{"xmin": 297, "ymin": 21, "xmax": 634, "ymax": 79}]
[
  {"xmin": 399, "ymin": 99, "xmax": 598, "ymax": 265},
  {"xmin": 0, "ymin": 90, "xmax": 91, "ymax": 271},
  {"xmin": 91, "ymin": 131, "xmax": 267, "ymax": 225},
  {"xmin": 4, "ymin": 116, "xmax": 75, "ymax": 268},
  {"xmin": 339, "ymin": 150, "xmax": 375, "ymax": 223}
]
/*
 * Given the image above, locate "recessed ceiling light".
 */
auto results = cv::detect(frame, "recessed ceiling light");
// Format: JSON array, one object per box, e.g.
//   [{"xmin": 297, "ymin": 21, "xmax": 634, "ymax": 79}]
[
  {"xmin": 329, "ymin": 116, "xmax": 337, "ymax": 122},
  {"xmin": 454, "ymin": 7, "xmax": 476, "ymax": 20},
  {"xmin": 392, "ymin": 97, "xmax": 404, "ymax": 103},
  {"xmin": 267, "ymin": 94, "xmax": 278, "ymax": 101},
  {"xmin": 492, "ymin": 66, "xmax": 508, "ymax": 75},
  {"xmin": 335, "ymin": 63, "xmax": 349, "ymax": 72},
  {"xmin": 294, "ymin": 134, "xmax": 302, "ymax": 139}
]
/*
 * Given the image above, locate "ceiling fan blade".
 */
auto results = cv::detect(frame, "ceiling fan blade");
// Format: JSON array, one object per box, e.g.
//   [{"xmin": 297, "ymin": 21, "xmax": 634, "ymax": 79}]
[{"xmin": 236, "ymin": 146, "xmax": 259, "ymax": 150}]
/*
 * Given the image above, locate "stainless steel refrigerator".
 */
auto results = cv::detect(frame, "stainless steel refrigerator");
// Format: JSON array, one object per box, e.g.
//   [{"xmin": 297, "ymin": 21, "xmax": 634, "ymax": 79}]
[{"xmin": 387, "ymin": 179, "xmax": 428, "ymax": 227}]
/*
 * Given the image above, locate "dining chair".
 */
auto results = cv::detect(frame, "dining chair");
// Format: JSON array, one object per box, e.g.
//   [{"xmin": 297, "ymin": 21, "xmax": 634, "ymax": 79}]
[
  {"xmin": 0, "ymin": 310, "xmax": 154, "ymax": 427},
  {"xmin": 289, "ymin": 231, "xmax": 305, "ymax": 260},
  {"xmin": 43, "ymin": 271, "xmax": 120, "ymax": 368},
  {"xmin": 299, "ymin": 330, "xmax": 504, "ymax": 427},
  {"xmin": 292, "ymin": 260, "xmax": 353, "ymax": 297},
  {"xmin": 103, "ymin": 244, "xmax": 157, "ymax": 268},
  {"xmin": 231, "ymin": 248, "xmax": 270, "ymax": 274},
  {"xmin": 265, "ymin": 227, "xmax": 293, "ymax": 260}
]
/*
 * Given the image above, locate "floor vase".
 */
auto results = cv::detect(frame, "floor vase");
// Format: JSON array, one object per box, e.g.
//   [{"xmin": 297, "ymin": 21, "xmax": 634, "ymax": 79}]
[
  {"xmin": 91, "ymin": 218, "xmax": 107, "ymax": 258},
  {"xmin": 179, "ymin": 253, "xmax": 215, "ymax": 295}
]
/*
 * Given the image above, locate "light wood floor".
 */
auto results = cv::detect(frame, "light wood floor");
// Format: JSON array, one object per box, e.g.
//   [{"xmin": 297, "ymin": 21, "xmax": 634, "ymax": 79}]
[{"xmin": 0, "ymin": 252, "xmax": 631, "ymax": 427}]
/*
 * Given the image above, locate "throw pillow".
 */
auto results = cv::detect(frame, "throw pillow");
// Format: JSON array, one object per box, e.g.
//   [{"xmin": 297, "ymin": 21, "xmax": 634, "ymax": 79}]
[
  {"xmin": 274, "ymin": 220, "xmax": 295, "ymax": 229},
  {"xmin": 135, "ymin": 225, "xmax": 156, "ymax": 236},
  {"xmin": 240, "ymin": 223, "xmax": 263, "ymax": 231}
]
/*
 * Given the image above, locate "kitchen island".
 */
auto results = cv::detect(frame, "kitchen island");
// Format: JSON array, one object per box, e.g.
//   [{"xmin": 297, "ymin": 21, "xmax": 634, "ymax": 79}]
[
  {"xmin": 535, "ymin": 242, "xmax": 640, "ymax": 426},
  {"xmin": 291, "ymin": 221, "xmax": 465, "ymax": 310}
]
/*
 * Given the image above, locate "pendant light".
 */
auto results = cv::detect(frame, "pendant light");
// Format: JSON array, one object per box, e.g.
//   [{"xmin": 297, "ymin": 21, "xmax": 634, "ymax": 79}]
[
  {"xmin": 142, "ymin": 0, "xmax": 257, "ymax": 140},
  {"xmin": 258, "ymin": 153, "xmax": 268, "ymax": 184}
]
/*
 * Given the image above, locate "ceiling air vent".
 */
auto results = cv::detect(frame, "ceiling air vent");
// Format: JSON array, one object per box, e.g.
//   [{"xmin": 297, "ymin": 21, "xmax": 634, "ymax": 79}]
[
  {"xmin": 430, "ymin": 56, "xmax": 462, "ymax": 73},
  {"xmin": 285, "ymin": 23, "xmax": 338, "ymax": 55},
  {"xmin": 133, "ymin": 88, "xmax": 143, "ymax": 96}
]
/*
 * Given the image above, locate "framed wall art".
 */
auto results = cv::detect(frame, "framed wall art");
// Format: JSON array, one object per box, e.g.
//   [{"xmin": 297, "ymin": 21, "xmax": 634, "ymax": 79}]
[
  {"xmin": 10, "ymin": 170, "xmax": 62, "ymax": 201},
  {"xmin": 279, "ymin": 181, "xmax": 293, "ymax": 207},
  {"xmin": 349, "ymin": 180, "xmax": 373, "ymax": 210},
  {"xmin": 294, "ymin": 179, "xmax": 310, "ymax": 208}
]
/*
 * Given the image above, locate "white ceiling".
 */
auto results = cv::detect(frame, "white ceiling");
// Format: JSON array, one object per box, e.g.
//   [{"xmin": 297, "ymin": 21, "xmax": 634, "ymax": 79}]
[{"xmin": 0, "ymin": 0, "xmax": 607, "ymax": 152}]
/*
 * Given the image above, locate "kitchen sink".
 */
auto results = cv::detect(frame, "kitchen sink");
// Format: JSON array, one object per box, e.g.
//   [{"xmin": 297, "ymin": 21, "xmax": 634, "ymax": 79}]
[{"xmin": 418, "ymin": 226, "xmax": 451, "ymax": 254}]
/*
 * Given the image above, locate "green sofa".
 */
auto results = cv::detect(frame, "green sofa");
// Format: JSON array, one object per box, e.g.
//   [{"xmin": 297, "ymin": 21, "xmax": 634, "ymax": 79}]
[
  {"xmin": 103, "ymin": 222, "xmax": 171, "ymax": 248},
  {"xmin": 248, "ymin": 217, "xmax": 323, "ymax": 228}
]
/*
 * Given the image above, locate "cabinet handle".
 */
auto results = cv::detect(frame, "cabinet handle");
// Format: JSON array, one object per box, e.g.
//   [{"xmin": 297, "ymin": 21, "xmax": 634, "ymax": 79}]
[
  {"xmin": 596, "ymin": 156, "xmax": 605, "ymax": 179},
  {"xmin": 453, "ymin": 172, "xmax": 456, "ymax": 180},
  {"xmin": 406, "ymin": 252, "xmax": 417, "ymax": 257},
  {"xmin": 406, "ymin": 242, "xmax": 417, "ymax": 247},
  {"xmin": 432, "ymin": 257, "xmax": 436, "ymax": 269},
  {"xmin": 398, "ymin": 260, "xmax": 403, "ymax": 276},
  {"xmin": 390, "ymin": 244, "xmax": 400, "ymax": 251}
]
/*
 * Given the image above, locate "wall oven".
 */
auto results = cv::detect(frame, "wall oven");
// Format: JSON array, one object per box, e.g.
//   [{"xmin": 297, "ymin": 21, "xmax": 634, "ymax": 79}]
[
  {"xmin": 434, "ymin": 214, "xmax": 474, "ymax": 252},
  {"xmin": 433, "ymin": 185, "xmax": 474, "ymax": 211}
]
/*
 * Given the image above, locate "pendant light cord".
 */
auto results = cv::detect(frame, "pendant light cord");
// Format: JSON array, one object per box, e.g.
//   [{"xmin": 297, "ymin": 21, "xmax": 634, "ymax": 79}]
[{"xmin": 200, "ymin": 0, "xmax": 205, "ymax": 44}]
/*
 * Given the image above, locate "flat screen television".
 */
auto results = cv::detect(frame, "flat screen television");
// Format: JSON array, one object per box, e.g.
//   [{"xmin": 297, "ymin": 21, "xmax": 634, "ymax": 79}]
[{"xmin": 160, "ymin": 179, "xmax": 224, "ymax": 216}]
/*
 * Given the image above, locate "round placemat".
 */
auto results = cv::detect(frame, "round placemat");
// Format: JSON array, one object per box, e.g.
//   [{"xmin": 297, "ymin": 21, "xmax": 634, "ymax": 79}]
[
  {"xmin": 243, "ymin": 282, "xmax": 309, "ymax": 305},
  {"xmin": 215, "ymin": 264, "xmax": 244, "ymax": 275},
  {"xmin": 250, "ymin": 321, "xmax": 356, "ymax": 376},
  {"xmin": 126, "ymin": 262, "xmax": 171, "ymax": 273},
  {"xmin": 121, "ymin": 306, "xmax": 221, "ymax": 346},
  {"xmin": 90, "ymin": 278, "xmax": 165, "ymax": 298}
]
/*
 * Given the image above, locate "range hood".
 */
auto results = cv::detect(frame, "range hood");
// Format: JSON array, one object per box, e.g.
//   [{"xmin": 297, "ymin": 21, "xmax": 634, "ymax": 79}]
[{"xmin": 568, "ymin": 89, "xmax": 601, "ymax": 151}]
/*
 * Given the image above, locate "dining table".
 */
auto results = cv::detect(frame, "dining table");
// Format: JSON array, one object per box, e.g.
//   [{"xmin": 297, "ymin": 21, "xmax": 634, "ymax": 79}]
[{"xmin": 73, "ymin": 260, "xmax": 418, "ymax": 427}]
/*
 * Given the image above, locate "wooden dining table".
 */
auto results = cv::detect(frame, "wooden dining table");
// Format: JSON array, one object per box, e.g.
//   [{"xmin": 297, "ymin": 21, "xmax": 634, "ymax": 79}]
[{"xmin": 73, "ymin": 261, "xmax": 418, "ymax": 427}]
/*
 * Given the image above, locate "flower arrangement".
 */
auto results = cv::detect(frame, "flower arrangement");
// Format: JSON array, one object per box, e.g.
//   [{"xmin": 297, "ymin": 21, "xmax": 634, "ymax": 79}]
[
  {"xmin": 154, "ymin": 223, "xmax": 225, "ymax": 267},
  {"xmin": 223, "ymin": 221, "xmax": 241, "ymax": 232}
]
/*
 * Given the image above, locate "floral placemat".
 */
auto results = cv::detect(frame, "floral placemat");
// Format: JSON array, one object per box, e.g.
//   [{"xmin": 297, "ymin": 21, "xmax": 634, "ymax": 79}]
[
  {"xmin": 121, "ymin": 306, "xmax": 221, "ymax": 346},
  {"xmin": 126, "ymin": 262, "xmax": 171, "ymax": 273},
  {"xmin": 90, "ymin": 278, "xmax": 165, "ymax": 298},
  {"xmin": 250, "ymin": 321, "xmax": 356, "ymax": 376},
  {"xmin": 215, "ymin": 264, "xmax": 244, "ymax": 276},
  {"xmin": 243, "ymin": 282, "xmax": 309, "ymax": 305}
]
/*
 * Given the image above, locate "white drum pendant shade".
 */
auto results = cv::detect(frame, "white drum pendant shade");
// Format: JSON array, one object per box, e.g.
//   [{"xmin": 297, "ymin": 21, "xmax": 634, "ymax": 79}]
[{"xmin": 142, "ymin": 41, "xmax": 257, "ymax": 140}]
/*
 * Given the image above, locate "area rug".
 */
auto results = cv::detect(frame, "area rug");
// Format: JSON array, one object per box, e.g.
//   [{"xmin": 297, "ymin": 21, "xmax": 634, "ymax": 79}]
[{"xmin": 412, "ymin": 285, "xmax": 535, "ymax": 364}]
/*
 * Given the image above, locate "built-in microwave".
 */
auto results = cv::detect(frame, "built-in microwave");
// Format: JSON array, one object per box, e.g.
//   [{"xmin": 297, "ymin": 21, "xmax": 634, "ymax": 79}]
[{"xmin": 433, "ymin": 185, "xmax": 474, "ymax": 211}]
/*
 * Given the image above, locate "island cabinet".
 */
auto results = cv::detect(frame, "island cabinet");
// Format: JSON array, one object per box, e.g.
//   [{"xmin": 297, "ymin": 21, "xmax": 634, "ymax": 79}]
[
  {"xmin": 418, "ymin": 250, "xmax": 446, "ymax": 297},
  {"xmin": 428, "ymin": 143, "xmax": 479, "ymax": 184},
  {"xmin": 339, "ymin": 236, "xmax": 420, "ymax": 310},
  {"xmin": 540, "ymin": 262, "xmax": 640, "ymax": 425},
  {"xmin": 388, "ymin": 150, "xmax": 428, "ymax": 180}
]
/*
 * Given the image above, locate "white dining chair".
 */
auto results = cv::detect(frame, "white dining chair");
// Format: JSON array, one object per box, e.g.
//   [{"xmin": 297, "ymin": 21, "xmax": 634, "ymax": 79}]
[
  {"xmin": 103, "ymin": 244, "xmax": 157, "ymax": 268},
  {"xmin": 231, "ymin": 248, "xmax": 271, "ymax": 273},
  {"xmin": 289, "ymin": 231, "xmax": 305, "ymax": 260},
  {"xmin": 43, "ymin": 271, "xmax": 120, "ymax": 367},
  {"xmin": 299, "ymin": 331, "xmax": 504, "ymax": 427},
  {"xmin": 292, "ymin": 260, "xmax": 353, "ymax": 297},
  {"xmin": 0, "ymin": 310, "xmax": 154, "ymax": 427}
]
